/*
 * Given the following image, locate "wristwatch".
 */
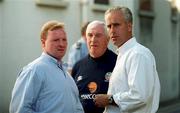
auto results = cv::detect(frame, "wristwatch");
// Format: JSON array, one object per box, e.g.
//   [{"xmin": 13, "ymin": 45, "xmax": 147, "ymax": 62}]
[{"xmin": 108, "ymin": 95, "xmax": 114, "ymax": 104}]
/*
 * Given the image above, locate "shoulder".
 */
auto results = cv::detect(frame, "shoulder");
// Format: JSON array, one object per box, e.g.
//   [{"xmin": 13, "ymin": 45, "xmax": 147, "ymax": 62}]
[
  {"xmin": 133, "ymin": 43, "xmax": 153, "ymax": 56},
  {"xmin": 127, "ymin": 44, "xmax": 154, "ymax": 62},
  {"xmin": 71, "ymin": 55, "xmax": 89, "ymax": 76},
  {"xmin": 108, "ymin": 49, "xmax": 117, "ymax": 55},
  {"xmin": 74, "ymin": 55, "xmax": 89, "ymax": 67},
  {"xmin": 72, "ymin": 55, "xmax": 89, "ymax": 71},
  {"xmin": 107, "ymin": 49, "xmax": 117, "ymax": 59},
  {"xmin": 72, "ymin": 39, "xmax": 84, "ymax": 50},
  {"xmin": 105, "ymin": 49, "xmax": 117, "ymax": 66},
  {"xmin": 75, "ymin": 41, "xmax": 82, "ymax": 49},
  {"xmin": 20, "ymin": 57, "xmax": 48, "ymax": 78}
]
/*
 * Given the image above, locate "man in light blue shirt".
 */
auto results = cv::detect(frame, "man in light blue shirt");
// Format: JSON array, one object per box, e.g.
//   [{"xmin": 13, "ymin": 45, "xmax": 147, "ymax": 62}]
[
  {"xmin": 67, "ymin": 22, "xmax": 89, "ymax": 74},
  {"xmin": 9, "ymin": 20, "xmax": 84, "ymax": 113}
]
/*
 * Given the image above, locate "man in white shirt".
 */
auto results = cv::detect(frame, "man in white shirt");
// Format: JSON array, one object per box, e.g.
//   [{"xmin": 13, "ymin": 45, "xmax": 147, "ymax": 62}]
[{"xmin": 94, "ymin": 6, "xmax": 160, "ymax": 113}]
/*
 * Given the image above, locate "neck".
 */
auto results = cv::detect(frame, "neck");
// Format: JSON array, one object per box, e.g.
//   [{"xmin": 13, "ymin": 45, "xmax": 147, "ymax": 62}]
[
  {"xmin": 117, "ymin": 36, "xmax": 133, "ymax": 48},
  {"xmin": 44, "ymin": 51, "xmax": 62, "ymax": 62}
]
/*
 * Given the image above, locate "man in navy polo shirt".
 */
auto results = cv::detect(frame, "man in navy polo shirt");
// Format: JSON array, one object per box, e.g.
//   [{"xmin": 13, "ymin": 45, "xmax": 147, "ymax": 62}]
[{"xmin": 71, "ymin": 21, "xmax": 117, "ymax": 113}]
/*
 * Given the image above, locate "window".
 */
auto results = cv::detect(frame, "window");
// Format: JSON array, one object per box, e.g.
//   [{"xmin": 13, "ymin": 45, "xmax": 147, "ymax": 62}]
[
  {"xmin": 91, "ymin": 0, "xmax": 110, "ymax": 12},
  {"xmin": 170, "ymin": 0, "xmax": 179, "ymax": 40},
  {"xmin": 170, "ymin": 0, "xmax": 178, "ymax": 23},
  {"xmin": 139, "ymin": 0, "xmax": 152, "ymax": 11},
  {"xmin": 35, "ymin": 0, "xmax": 68, "ymax": 8},
  {"xmin": 94, "ymin": 0, "xmax": 109, "ymax": 5},
  {"xmin": 139, "ymin": 0, "xmax": 154, "ymax": 46}
]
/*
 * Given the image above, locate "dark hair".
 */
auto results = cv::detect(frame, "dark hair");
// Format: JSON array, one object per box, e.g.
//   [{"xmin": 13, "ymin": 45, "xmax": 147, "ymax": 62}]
[{"xmin": 81, "ymin": 21, "xmax": 90, "ymax": 36}]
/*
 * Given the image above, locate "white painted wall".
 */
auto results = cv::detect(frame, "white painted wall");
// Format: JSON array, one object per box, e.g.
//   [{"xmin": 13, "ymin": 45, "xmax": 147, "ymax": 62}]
[
  {"xmin": 153, "ymin": 0, "xmax": 179, "ymax": 101},
  {"xmin": 0, "ymin": 1, "xmax": 3, "ymax": 111}
]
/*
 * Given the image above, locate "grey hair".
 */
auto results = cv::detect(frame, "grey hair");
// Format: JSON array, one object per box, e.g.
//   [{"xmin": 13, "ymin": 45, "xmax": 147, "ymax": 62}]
[
  {"xmin": 87, "ymin": 20, "xmax": 109, "ymax": 38},
  {"xmin": 105, "ymin": 6, "xmax": 133, "ymax": 24}
]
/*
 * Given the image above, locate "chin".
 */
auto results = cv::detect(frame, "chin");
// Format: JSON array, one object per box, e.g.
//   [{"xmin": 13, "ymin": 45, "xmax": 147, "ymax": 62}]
[{"xmin": 90, "ymin": 53, "xmax": 97, "ymax": 57}]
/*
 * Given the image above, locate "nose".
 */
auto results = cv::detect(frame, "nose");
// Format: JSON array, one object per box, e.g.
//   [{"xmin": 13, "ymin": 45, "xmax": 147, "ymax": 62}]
[
  {"xmin": 108, "ymin": 26, "xmax": 116, "ymax": 37},
  {"xmin": 59, "ymin": 40, "xmax": 63, "ymax": 46},
  {"xmin": 59, "ymin": 40, "xmax": 66, "ymax": 47},
  {"xmin": 109, "ymin": 25, "xmax": 115, "ymax": 33},
  {"xmin": 91, "ymin": 35, "xmax": 96, "ymax": 42}
]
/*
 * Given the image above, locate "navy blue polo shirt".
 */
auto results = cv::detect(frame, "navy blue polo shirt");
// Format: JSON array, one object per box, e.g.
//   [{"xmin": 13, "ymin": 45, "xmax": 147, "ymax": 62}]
[{"xmin": 72, "ymin": 49, "xmax": 117, "ymax": 113}]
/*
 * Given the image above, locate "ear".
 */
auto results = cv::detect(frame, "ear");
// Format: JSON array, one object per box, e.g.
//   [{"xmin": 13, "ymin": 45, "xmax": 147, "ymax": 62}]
[
  {"xmin": 107, "ymin": 35, "xmax": 110, "ymax": 42},
  {"xmin": 41, "ymin": 38, "xmax": 46, "ymax": 48},
  {"xmin": 127, "ymin": 22, "xmax": 132, "ymax": 32}
]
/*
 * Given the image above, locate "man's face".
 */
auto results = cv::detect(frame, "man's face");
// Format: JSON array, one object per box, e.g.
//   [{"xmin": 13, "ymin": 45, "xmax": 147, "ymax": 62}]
[
  {"xmin": 42, "ymin": 28, "xmax": 67, "ymax": 61},
  {"xmin": 105, "ymin": 11, "xmax": 132, "ymax": 47},
  {"xmin": 86, "ymin": 24, "xmax": 109, "ymax": 58}
]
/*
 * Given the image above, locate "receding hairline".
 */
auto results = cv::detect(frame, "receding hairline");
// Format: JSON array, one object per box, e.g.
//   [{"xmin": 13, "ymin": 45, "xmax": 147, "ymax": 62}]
[
  {"xmin": 105, "ymin": 6, "xmax": 133, "ymax": 23},
  {"xmin": 86, "ymin": 20, "xmax": 108, "ymax": 36}
]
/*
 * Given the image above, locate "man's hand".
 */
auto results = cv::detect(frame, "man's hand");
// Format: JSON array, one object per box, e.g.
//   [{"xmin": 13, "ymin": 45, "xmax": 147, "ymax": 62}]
[{"xmin": 94, "ymin": 94, "xmax": 110, "ymax": 107}]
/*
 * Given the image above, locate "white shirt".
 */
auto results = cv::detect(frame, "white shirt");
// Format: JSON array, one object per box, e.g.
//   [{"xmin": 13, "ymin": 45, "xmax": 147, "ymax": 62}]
[{"xmin": 105, "ymin": 37, "xmax": 160, "ymax": 113}]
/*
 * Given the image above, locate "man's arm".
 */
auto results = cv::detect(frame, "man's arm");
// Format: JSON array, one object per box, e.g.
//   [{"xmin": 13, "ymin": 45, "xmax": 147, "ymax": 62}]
[
  {"xmin": 10, "ymin": 68, "xmax": 43, "ymax": 113},
  {"xmin": 94, "ymin": 53, "xmax": 155, "ymax": 112}
]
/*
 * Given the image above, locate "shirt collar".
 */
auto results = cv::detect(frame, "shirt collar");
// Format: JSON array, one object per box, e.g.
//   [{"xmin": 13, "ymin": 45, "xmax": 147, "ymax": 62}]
[
  {"xmin": 41, "ymin": 52, "xmax": 62, "ymax": 66},
  {"xmin": 89, "ymin": 49, "xmax": 109, "ymax": 62},
  {"xmin": 116, "ymin": 37, "xmax": 137, "ymax": 56}
]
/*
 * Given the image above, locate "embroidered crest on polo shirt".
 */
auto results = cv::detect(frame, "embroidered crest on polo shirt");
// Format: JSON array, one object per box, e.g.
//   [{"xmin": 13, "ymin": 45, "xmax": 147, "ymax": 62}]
[
  {"xmin": 105, "ymin": 72, "xmax": 112, "ymax": 82},
  {"xmin": 77, "ymin": 76, "xmax": 83, "ymax": 81}
]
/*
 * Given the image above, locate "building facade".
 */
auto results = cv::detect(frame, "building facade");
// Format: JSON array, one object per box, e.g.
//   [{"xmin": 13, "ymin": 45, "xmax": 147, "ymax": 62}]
[{"xmin": 0, "ymin": 0, "xmax": 179, "ymax": 112}]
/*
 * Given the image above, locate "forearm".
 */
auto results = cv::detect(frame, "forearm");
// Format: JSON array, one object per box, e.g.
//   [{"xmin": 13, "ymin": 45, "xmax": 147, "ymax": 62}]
[{"xmin": 113, "ymin": 91, "xmax": 146, "ymax": 112}]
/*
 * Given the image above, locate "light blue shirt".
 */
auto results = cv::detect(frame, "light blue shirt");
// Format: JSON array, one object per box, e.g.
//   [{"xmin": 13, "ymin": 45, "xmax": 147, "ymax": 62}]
[
  {"xmin": 9, "ymin": 52, "xmax": 84, "ymax": 113},
  {"xmin": 67, "ymin": 38, "xmax": 88, "ymax": 70}
]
